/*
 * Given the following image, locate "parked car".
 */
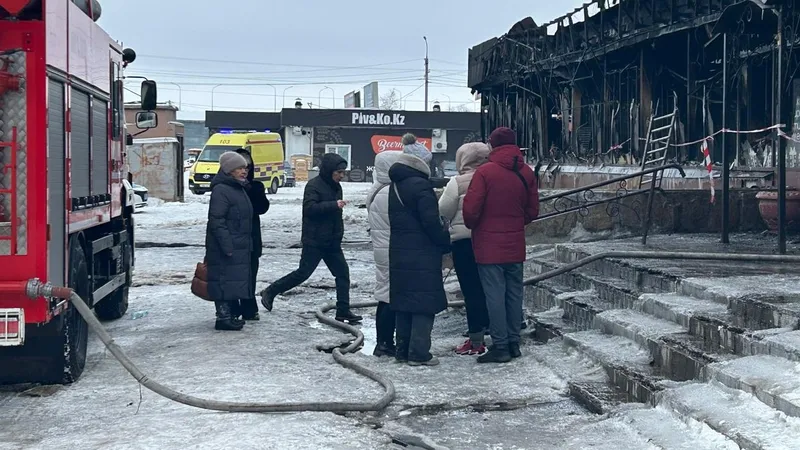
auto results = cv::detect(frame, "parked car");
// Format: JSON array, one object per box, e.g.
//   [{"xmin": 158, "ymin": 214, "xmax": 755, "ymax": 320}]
[
  {"xmin": 132, "ymin": 183, "xmax": 149, "ymax": 210},
  {"xmin": 281, "ymin": 160, "xmax": 296, "ymax": 187}
]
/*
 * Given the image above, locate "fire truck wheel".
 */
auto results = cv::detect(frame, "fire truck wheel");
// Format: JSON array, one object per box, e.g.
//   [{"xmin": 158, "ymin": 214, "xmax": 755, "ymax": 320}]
[
  {"xmin": 269, "ymin": 178, "xmax": 279, "ymax": 195},
  {"xmin": 94, "ymin": 240, "xmax": 131, "ymax": 321},
  {"xmin": 50, "ymin": 241, "xmax": 90, "ymax": 384}
]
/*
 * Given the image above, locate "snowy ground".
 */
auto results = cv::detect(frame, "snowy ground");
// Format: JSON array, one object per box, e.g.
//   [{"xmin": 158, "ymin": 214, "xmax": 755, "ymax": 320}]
[{"xmin": 0, "ymin": 180, "xmax": 728, "ymax": 449}]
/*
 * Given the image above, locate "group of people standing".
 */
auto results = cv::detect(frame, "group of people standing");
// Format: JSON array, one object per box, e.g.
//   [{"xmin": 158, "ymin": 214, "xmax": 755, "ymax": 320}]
[
  {"xmin": 368, "ymin": 128, "xmax": 539, "ymax": 365},
  {"xmin": 202, "ymin": 126, "xmax": 539, "ymax": 366}
]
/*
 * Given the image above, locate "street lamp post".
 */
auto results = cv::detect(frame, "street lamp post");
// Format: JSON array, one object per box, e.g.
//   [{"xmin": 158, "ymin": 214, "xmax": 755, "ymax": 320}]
[
  {"xmin": 164, "ymin": 82, "xmax": 182, "ymax": 111},
  {"xmin": 263, "ymin": 84, "xmax": 277, "ymax": 111},
  {"xmin": 282, "ymin": 86, "xmax": 294, "ymax": 109},
  {"xmin": 423, "ymin": 36, "xmax": 429, "ymax": 112},
  {"xmin": 441, "ymin": 93, "xmax": 451, "ymax": 111},
  {"xmin": 319, "ymin": 86, "xmax": 334, "ymax": 108},
  {"xmin": 211, "ymin": 84, "xmax": 223, "ymax": 111}
]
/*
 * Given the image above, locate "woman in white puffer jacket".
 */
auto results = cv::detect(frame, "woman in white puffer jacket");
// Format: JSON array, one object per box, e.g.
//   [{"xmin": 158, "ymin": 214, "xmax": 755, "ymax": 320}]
[
  {"xmin": 438, "ymin": 142, "xmax": 491, "ymax": 356},
  {"xmin": 366, "ymin": 150, "xmax": 404, "ymax": 357}
]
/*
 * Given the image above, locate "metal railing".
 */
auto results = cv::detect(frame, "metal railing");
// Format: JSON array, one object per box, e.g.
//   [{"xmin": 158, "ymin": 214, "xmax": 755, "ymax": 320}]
[{"xmin": 533, "ymin": 163, "xmax": 686, "ymax": 238}]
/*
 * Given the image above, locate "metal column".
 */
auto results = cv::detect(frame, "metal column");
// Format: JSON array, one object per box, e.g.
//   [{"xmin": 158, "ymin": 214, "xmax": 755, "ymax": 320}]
[{"xmin": 721, "ymin": 34, "xmax": 730, "ymax": 244}]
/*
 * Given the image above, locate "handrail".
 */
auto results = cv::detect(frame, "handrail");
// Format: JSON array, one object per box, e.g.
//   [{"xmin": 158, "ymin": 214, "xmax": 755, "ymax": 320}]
[
  {"xmin": 524, "ymin": 250, "xmax": 800, "ymax": 286},
  {"xmin": 538, "ymin": 163, "xmax": 686, "ymax": 203},
  {"xmin": 532, "ymin": 162, "xmax": 686, "ymax": 222}
]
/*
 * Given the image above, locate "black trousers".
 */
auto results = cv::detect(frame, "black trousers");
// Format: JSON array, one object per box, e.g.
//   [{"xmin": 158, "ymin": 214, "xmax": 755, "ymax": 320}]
[
  {"xmin": 375, "ymin": 302, "xmax": 395, "ymax": 345},
  {"xmin": 395, "ymin": 312, "xmax": 435, "ymax": 363},
  {"xmin": 452, "ymin": 239, "xmax": 489, "ymax": 334},
  {"xmin": 236, "ymin": 253, "xmax": 260, "ymax": 318},
  {"xmin": 229, "ymin": 253, "xmax": 259, "ymax": 319},
  {"xmin": 270, "ymin": 245, "xmax": 351, "ymax": 313}
]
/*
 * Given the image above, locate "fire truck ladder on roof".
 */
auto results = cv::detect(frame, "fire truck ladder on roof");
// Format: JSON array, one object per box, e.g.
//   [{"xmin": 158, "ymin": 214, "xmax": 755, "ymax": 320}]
[{"xmin": 0, "ymin": 126, "xmax": 18, "ymax": 255}]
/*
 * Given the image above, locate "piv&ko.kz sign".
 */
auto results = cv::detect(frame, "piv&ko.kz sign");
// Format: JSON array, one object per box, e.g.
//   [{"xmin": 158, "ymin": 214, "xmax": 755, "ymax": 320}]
[{"xmin": 351, "ymin": 112, "xmax": 406, "ymax": 126}]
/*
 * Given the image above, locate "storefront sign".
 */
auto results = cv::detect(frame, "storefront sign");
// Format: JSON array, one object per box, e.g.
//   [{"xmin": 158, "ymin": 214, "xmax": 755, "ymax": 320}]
[
  {"xmin": 352, "ymin": 112, "xmax": 406, "ymax": 126},
  {"xmin": 371, "ymin": 135, "xmax": 431, "ymax": 154}
]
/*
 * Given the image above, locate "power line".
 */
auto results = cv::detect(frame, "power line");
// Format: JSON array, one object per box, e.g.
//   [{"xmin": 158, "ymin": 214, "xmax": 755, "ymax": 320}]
[
  {"xmin": 123, "ymin": 76, "xmax": 427, "ymax": 87},
  {"xmin": 137, "ymin": 54, "xmax": 423, "ymax": 70}
]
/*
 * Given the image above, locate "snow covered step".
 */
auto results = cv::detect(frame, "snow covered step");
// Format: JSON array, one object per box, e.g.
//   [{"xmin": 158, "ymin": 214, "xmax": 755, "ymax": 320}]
[
  {"xmin": 617, "ymin": 406, "xmax": 739, "ymax": 450},
  {"xmin": 635, "ymin": 293, "xmax": 729, "ymax": 329},
  {"xmin": 754, "ymin": 330, "xmax": 800, "ymax": 361},
  {"xmin": 529, "ymin": 308, "xmax": 576, "ymax": 343},
  {"xmin": 705, "ymin": 355, "xmax": 800, "ymax": 419},
  {"xmin": 680, "ymin": 276, "xmax": 800, "ymax": 330},
  {"xmin": 563, "ymin": 330, "xmax": 664, "ymax": 404},
  {"xmin": 593, "ymin": 309, "xmax": 685, "ymax": 349},
  {"xmin": 657, "ymin": 382, "xmax": 800, "ymax": 450},
  {"xmin": 594, "ymin": 309, "xmax": 737, "ymax": 382}
]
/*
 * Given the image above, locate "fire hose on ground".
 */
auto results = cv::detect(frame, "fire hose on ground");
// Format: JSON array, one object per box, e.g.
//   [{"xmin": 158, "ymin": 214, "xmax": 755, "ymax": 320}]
[
  {"xmin": 15, "ymin": 250, "xmax": 800, "ymax": 414},
  {"xmin": 19, "ymin": 279, "xmax": 463, "ymax": 413}
]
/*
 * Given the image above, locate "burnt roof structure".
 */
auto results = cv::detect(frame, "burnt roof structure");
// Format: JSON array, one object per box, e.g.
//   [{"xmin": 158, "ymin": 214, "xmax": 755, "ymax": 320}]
[{"xmin": 468, "ymin": 0, "xmax": 793, "ymax": 166}]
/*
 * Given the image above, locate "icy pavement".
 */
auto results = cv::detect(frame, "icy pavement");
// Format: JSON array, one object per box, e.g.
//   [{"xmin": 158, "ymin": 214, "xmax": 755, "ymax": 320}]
[{"xmin": 0, "ymin": 182, "xmax": 761, "ymax": 449}]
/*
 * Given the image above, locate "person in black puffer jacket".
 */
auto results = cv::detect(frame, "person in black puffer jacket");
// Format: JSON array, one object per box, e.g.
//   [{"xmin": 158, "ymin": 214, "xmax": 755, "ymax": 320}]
[
  {"xmin": 205, "ymin": 152, "xmax": 254, "ymax": 331},
  {"xmin": 232, "ymin": 148, "xmax": 270, "ymax": 321},
  {"xmin": 260, "ymin": 153, "xmax": 362, "ymax": 323},
  {"xmin": 389, "ymin": 153, "xmax": 451, "ymax": 366}
]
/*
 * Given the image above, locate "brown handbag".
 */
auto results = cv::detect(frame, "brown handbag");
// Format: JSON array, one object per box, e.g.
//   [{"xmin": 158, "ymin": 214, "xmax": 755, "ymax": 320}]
[{"xmin": 191, "ymin": 260, "xmax": 212, "ymax": 301}]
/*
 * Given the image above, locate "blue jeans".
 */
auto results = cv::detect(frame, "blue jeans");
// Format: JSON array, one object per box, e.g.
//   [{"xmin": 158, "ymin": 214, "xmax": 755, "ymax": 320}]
[{"xmin": 477, "ymin": 263, "xmax": 524, "ymax": 349}]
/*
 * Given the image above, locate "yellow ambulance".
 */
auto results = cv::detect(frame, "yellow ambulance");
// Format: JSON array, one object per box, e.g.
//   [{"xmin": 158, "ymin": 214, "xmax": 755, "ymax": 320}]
[{"xmin": 189, "ymin": 131, "xmax": 285, "ymax": 195}]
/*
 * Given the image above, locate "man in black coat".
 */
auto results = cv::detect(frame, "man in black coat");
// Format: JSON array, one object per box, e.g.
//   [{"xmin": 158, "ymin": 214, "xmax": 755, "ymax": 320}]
[
  {"xmin": 233, "ymin": 148, "xmax": 270, "ymax": 321},
  {"xmin": 260, "ymin": 153, "xmax": 363, "ymax": 323},
  {"xmin": 205, "ymin": 152, "xmax": 254, "ymax": 331},
  {"xmin": 388, "ymin": 153, "xmax": 451, "ymax": 366}
]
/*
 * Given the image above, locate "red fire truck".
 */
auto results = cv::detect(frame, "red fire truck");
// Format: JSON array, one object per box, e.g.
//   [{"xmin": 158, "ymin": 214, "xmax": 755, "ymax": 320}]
[{"xmin": 0, "ymin": 0, "xmax": 158, "ymax": 384}]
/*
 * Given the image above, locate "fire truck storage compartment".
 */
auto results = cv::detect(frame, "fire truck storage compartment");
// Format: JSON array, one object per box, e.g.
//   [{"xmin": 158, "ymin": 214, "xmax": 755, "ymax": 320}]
[
  {"xmin": 0, "ymin": 50, "xmax": 26, "ymax": 257},
  {"xmin": 91, "ymin": 98, "xmax": 108, "ymax": 196},
  {"xmin": 69, "ymin": 89, "xmax": 91, "ymax": 202},
  {"xmin": 48, "ymin": 79, "xmax": 66, "ymax": 287}
]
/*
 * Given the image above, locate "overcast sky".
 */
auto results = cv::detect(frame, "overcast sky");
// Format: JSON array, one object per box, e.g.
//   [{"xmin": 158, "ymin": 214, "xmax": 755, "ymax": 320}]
[{"xmin": 98, "ymin": 1, "xmax": 586, "ymax": 120}]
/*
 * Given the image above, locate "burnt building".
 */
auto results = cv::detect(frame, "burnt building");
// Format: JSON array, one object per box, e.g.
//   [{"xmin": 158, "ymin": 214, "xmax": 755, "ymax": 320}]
[
  {"xmin": 205, "ymin": 108, "xmax": 481, "ymax": 182},
  {"xmin": 468, "ymin": 0, "xmax": 798, "ymax": 175}
]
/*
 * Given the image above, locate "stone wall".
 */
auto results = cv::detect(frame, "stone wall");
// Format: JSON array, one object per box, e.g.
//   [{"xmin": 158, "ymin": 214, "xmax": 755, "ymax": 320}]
[{"xmin": 526, "ymin": 189, "xmax": 766, "ymax": 244}]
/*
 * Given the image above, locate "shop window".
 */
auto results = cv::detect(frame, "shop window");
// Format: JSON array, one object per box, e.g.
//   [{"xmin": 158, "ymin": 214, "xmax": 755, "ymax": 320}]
[{"xmin": 325, "ymin": 144, "xmax": 351, "ymax": 169}]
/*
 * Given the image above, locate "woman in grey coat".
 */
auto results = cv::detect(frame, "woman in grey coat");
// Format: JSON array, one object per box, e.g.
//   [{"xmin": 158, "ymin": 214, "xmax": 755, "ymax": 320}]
[{"xmin": 205, "ymin": 151, "xmax": 254, "ymax": 331}]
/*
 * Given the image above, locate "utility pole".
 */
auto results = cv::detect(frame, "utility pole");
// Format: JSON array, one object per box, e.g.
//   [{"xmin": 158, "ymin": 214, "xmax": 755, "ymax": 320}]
[{"xmin": 424, "ymin": 36, "xmax": 429, "ymax": 111}]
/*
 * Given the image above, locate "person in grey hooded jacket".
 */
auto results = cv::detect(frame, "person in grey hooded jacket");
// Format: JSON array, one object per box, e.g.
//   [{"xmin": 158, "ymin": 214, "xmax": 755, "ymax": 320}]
[{"xmin": 366, "ymin": 150, "xmax": 404, "ymax": 357}]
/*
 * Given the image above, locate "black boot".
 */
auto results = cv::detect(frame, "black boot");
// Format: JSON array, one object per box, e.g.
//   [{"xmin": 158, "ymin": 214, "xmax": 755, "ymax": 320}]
[
  {"xmin": 215, "ymin": 302, "xmax": 244, "ymax": 331},
  {"xmin": 335, "ymin": 310, "xmax": 363, "ymax": 323},
  {"xmin": 509, "ymin": 342, "xmax": 522, "ymax": 359},
  {"xmin": 477, "ymin": 346, "xmax": 512, "ymax": 364},
  {"xmin": 373, "ymin": 342, "xmax": 396, "ymax": 358},
  {"xmin": 260, "ymin": 287, "xmax": 277, "ymax": 312}
]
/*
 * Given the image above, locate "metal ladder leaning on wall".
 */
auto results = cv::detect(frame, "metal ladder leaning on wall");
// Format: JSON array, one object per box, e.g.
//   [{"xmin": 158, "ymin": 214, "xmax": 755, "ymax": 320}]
[{"xmin": 639, "ymin": 93, "xmax": 679, "ymax": 245}]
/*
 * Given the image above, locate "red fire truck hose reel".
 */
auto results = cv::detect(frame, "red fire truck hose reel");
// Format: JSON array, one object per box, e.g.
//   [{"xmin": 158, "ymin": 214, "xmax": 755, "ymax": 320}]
[{"xmin": 12, "ymin": 280, "xmax": 469, "ymax": 413}]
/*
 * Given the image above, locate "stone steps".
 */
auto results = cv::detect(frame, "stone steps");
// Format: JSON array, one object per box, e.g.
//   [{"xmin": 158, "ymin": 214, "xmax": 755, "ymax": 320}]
[
  {"xmin": 554, "ymin": 243, "xmax": 800, "ymax": 331},
  {"xmin": 704, "ymin": 355, "xmax": 800, "ymax": 419},
  {"xmin": 524, "ymin": 241, "xmax": 800, "ymax": 447},
  {"xmin": 563, "ymin": 330, "xmax": 666, "ymax": 405},
  {"xmin": 615, "ymin": 406, "xmax": 739, "ymax": 450},
  {"xmin": 656, "ymin": 381, "xmax": 800, "ymax": 450},
  {"xmin": 527, "ymin": 251, "xmax": 800, "ymax": 360}
]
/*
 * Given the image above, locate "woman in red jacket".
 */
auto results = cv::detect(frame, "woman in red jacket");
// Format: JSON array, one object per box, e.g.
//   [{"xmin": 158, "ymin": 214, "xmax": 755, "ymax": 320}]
[{"xmin": 463, "ymin": 127, "xmax": 539, "ymax": 364}]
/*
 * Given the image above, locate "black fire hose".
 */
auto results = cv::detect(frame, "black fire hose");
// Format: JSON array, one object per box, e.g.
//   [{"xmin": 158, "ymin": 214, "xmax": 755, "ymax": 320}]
[{"xmin": 22, "ymin": 280, "xmax": 464, "ymax": 413}]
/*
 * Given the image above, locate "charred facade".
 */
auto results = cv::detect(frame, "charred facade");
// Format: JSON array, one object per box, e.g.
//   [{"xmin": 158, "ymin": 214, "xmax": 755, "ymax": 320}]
[{"xmin": 468, "ymin": 0, "xmax": 799, "ymax": 169}]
